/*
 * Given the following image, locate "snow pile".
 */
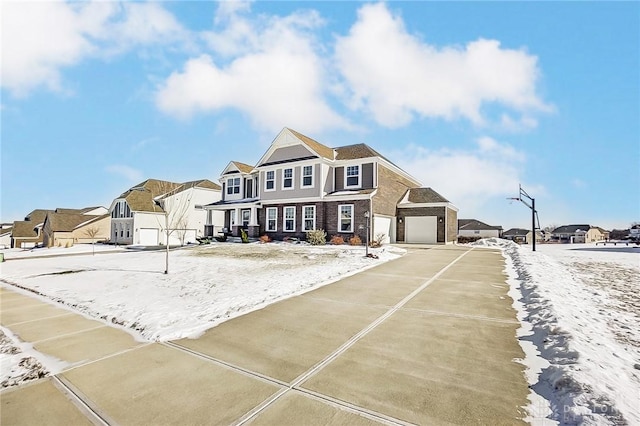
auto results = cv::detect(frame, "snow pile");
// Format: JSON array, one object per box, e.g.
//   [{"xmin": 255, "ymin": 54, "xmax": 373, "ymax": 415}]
[
  {"xmin": 469, "ymin": 237, "xmax": 519, "ymax": 250},
  {"xmin": 503, "ymin": 243, "xmax": 640, "ymax": 425},
  {"xmin": 1, "ymin": 243, "xmax": 405, "ymax": 342},
  {"xmin": 0, "ymin": 326, "xmax": 67, "ymax": 388}
]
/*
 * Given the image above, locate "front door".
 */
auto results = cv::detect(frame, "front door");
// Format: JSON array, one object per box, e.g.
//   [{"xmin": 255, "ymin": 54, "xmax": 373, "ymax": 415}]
[{"xmin": 241, "ymin": 209, "xmax": 250, "ymax": 228}]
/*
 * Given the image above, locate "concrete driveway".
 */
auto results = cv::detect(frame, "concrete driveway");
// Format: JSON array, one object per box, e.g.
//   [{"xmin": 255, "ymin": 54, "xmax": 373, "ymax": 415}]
[{"xmin": 1, "ymin": 245, "xmax": 528, "ymax": 425}]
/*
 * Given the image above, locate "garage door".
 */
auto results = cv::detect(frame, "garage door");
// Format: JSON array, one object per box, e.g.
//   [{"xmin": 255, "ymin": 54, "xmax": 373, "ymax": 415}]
[
  {"xmin": 405, "ymin": 216, "xmax": 437, "ymax": 244},
  {"xmin": 139, "ymin": 228, "xmax": 158, "ymax": 246}
]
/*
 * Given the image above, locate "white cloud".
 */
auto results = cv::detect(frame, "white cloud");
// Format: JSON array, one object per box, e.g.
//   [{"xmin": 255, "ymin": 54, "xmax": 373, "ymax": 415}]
[
  {"xmin": 156, "ymin": 8, "xmax": 348, "ymax": 134},
  {"xmin": 394, "ymin": 137, "xmax": 541, "ymax": 213},
  {"xmin": 106, "ymin": 164, "xmax": 143, "ymax": 182},
  {"xmin": 335, "ymin": 3, "xmax": 550, "ymax": 128},
  {"xmin": 1, "ymin": 1, "xmax": 189, "ymax": 97}
]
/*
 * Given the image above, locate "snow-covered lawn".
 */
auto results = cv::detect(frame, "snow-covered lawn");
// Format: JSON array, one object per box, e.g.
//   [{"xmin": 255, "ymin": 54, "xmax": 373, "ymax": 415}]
[
  {"xmin": 475, "ymin": 239, "xmax": 640, "ymax": 425},
  {"xmin": 1, "ymin": 243, "xmax": 124, "ymax": 259},
  {"xmin": 1, "ymin": 243, "xmax": 404, "ymax": 342}
]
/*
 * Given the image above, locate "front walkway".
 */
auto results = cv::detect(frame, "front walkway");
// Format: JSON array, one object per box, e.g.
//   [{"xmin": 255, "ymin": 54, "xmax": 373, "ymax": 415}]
[{"xmin": 1, "ymin": 245, "xmax": 528, "ymax": 425}]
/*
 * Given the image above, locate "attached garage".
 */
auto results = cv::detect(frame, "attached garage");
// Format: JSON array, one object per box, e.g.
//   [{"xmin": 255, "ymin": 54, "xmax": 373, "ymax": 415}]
[
  {"xmin": 395, "ymin": 188, "xmax": 459, "ymax": 244},
  {"xmin": 138, "ymin": 228, "xmax": 159, "ymax": 246},
  {"xmin": 404, "ymin": 216, "xmax": 437, "ymax": 244}
]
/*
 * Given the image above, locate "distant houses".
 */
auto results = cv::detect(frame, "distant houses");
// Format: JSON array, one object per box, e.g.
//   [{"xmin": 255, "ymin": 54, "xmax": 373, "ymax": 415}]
[
  {"xmin": 549, "ymin": 224, "xmax": 609, "ymax": 244},
  {"xmin": 457, "ymin": 219, "xmax": 502, "ymax": 239}
]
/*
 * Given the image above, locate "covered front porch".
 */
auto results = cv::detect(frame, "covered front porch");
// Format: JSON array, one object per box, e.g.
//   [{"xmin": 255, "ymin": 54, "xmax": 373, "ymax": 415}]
[{"xmin": 204, "ymin": 199, "xmax": 261, "ymax": 238}]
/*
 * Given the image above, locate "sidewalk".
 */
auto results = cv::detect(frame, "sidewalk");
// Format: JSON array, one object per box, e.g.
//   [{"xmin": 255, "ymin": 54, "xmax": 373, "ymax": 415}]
[{"xmin": 1, "ymin": 245, "xmax": 528, "ymax": 425}]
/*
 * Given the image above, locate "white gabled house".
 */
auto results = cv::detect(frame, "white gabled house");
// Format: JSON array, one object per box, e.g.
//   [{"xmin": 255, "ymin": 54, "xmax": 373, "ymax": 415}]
[{"xmin": 109, "ymin": 179, "xmax": 223, "ymax": 246}]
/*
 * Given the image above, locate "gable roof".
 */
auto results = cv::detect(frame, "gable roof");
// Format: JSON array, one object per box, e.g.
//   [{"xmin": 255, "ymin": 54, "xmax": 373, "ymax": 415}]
[
  {"xmin": 458, "ymin": 219, "xmax": 502, "ymax": 231},
  {"xmin": 116, "ymin": 178, "xmax": 219, "ymax": 213},
  {"xmin": 0, "ymin": 227, "xmax": 12, "ymax": 237},
  {"xmin": 232, "ymin": 162, "xmax": 254, "ymax": 174},
  {"xmin": 287, "ymin": 128, "xmax": 334, "ymax": 160},
  {"xmin": 159, "ymin": 179, "xmax": 221, "ymax": 199},
  {"xmin": 406, "ymin": 188, "xmax": 449, "ymax": 203},
  {"xmin": 25, "ymin": 209, "xmax": 52, "ymax": 225},
  {"xmin": 12, "ymin": 221, "xmax": 39, "ymax": 238},
  {"xmin": 55, "ymin": 206, "xmax": 105, "ymax": 215},
  {"xmin": 552, "ymin": 224, "xmax": 591, "ymax": 234},
  {"xmin": 45, "ymin": 212, "xmax": 109, "ymax": 232}
]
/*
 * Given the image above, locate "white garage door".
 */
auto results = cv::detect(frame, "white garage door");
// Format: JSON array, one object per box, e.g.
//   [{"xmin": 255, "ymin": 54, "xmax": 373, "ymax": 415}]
[
  {"xmin": 405, "ymin": 216, "xmax": 437, "ymax": 244},
  {"xmin": 139, "ymin": 228, "xmax": 158, "ymax": 246},
  {"xmin": 373, "ymin": 216, "xmax": 392, "ymax": 244}
]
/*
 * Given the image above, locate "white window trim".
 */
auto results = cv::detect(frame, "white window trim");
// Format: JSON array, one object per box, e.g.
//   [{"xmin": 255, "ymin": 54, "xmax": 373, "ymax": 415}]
[
  {"xmin": 230, "ymin": 210, "xmax": 236, "ymax": 227},
  {"xmin": 282, "ymin": 168, "xmax": 294, "ymax": 191},
  {"xmin": 264, "ymin": 170, "xmax": 276, "ymax": 192},
  {"xmin": 338, "ymin": 204, "xmax": 354, "ymax": 233},
  {"xmin": 301, "ymin": 165, "xmax": 314, "ymax": 188},
  {"xmin": 266, "ymin": 207, "xmax": 278, "ymax": 232},
  {"xmin": 302, "ymin": 205, "xmax": 316, "ymax": 231},
  {"xmin": 344, "ymin": 165, "xmax": 360, "ymax": 189},
  {"xmin": 227, "ymin": 177, "xmax": 241, "ymax": 195},
  {"xmin": 283, "ymin": 206, "xmax": 296, "ymax": 232}
]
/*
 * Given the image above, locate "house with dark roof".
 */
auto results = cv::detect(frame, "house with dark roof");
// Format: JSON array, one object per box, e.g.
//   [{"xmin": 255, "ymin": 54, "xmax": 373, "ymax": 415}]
[
  {"xmin": 502, "ymin": 228, "xmax": 529, "ymax": 243},
  {"xmin": 551, "ymin": 224, "xmax": 609, "ymax": 243},
  {"xmin": 42, "ymin": 208, "xmax": 110, "ymax": 247},
  {"xmin": 205, "ymin": 127, "xmax": 457, "ymax": 244},
  {"xmin": 11, "ymin": 209, "xmax": 52, "ymax": 248},
  {"xmin": 458, "ymin": 219, "xmax": 503, "ymax": 238},
  {"xmin": 109, "ymin": 179, "xmax": 222, "ymax": 246}
]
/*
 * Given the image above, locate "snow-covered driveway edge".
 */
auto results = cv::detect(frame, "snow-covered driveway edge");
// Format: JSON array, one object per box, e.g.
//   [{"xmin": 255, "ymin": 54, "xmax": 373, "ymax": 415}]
[{"xmin": 495, "ymin": 240, "xmax": 633, "ymax": 425}]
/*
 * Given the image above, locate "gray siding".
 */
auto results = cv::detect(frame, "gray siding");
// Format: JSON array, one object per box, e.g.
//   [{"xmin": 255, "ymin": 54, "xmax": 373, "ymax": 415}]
[
  {"xmin": 263, "ymin": 145, "xmax": 314, "ymax": 164},
  {"xmin": 260, "ymin": 163, "xmax": 322, "ymax": 201},
  {"xmin": 363, "ymin": 163, "xmax": 374, "ymax": 188},
  {"xmin": 324, "ymin": 165, "xmax": 333, "ymax": 194},
  {"xmin": 335, "ymin": 166, "xmax": 344, "ymax": 191}
]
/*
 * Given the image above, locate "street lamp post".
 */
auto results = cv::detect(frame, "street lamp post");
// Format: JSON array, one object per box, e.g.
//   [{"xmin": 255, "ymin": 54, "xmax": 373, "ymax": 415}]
[{"xmin": 364, "ymin": 211, "xmax": 370, "ymax": 257}]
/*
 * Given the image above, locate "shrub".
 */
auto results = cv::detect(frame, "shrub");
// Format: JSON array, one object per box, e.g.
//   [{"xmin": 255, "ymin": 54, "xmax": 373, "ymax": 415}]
[
  {"xmin": 349, "ymin": 235, "xmax": 362, "ymax": 246},
  {"xmin": 259, "ymin": 234, "xmax": 271, "ymax": 243},
  {"xmin": 330, "ymin": 235, "xmax": 344, "ymax": 245},
  {"xmin": 306, "ymin": 229, "xmax": 326, "ymax": 245},
  {"xmin": 240, "ymin": 228, "xmax": 249, "ymax": 243},
  {"xmin": 371, "ymin": 233, "xmax": 386, "ymax": 248},
  {"xmin": 457, "ymin": 236, "xmax": 482, "ymax": 244}
]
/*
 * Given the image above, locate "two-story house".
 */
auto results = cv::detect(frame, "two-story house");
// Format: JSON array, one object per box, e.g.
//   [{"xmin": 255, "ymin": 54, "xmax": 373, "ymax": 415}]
[
  {"xmin": 205, "ymin": 128, "xmax": 458, "ymax": 244},
  {"xmin": 109, "ymin": 179, "xmax": 222, "ymax": 246}
]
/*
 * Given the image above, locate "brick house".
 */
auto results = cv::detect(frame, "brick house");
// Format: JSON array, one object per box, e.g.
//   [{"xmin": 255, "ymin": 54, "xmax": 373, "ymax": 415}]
[{"xmin": 205, "ymin": 128, "xmax": 458, "ymax": 244}]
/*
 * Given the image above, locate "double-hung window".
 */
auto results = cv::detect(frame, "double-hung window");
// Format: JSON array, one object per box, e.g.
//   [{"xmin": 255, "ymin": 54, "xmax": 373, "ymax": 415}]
[
  {"xmin": 265, "ymin": 171, "xmax": 275, "ymax": 191},
  {"xmin": 345, "ymin": 165, "xmax": 360, "ymax": 188},
  {"xmin": 283, "ymin": 168, "xmax": 293, "ymax": 189},
  {"xmin": 266, "ymin": 207, "xmax": 277, "ymax": 232},
  {"xmin": 339, "ymin": 205, "xmax": 353, "ymax": 232},
  {"xmin": 227, "ymin": 178, "xmax": 240, "ymax": 195},
  {"xmin": 284, "ymin": 206, "xmax": 295, "ymax": 232},
  {"xmin": 303, "ymin": 206, "xmax": 316, "ymax": 231},
  {"xmin": 302, "ymin": 165, "xmax": 313, "ymax": 187}
]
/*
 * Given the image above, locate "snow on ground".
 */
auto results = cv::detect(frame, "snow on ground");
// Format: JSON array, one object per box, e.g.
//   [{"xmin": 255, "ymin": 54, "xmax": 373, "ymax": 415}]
[
  {"xmin": 1, "ymin": 242, "xmax": 404, "ymax": 343},
  {"xmin": 1, "ymin": 243, "xmax": 124, "ymax": 259},
  {"xmin": 473, "ymin": 238, "xmax": 640, "ymax": 425},
  {"xmin": 1, "ymin": 326, "xmax": 68, "ymax": 388}
]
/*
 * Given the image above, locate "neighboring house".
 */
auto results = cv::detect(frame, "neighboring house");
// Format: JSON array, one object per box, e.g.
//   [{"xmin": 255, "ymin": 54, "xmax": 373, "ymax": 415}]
[
  {"xmin": 551, "ymin": 224, "xmax": 609, "ymax": 243},
  {"xmin": 458, "ymin": 219, "xmax": 502, "ymax": 238},
  {"xmin": 205, "ymin": 127, "xmax": 457, "ymax": 244},
  {"xmin": 0, "ymin": 226, "xmax": 13, "ymax": 248},
  {"xmin": 42, "ymin": 207, "xmax": 110, "ymax": 247},
  {"xmin": 109, "ymin": 179, "xmax": 222, "ymax": 246},
  {"xmin": 526, "ymin": 230, "xmax": 546, "ymax": 245},
  {"xmin": 11, "ymin": 209, "xmax": 52, "ymax": 248},
  {"xmin": 502, "ymin": 228, "xmax": 529, "ymax": 243},
  {"xmin": 627, "ymin": 224, "xmax": 640, "ymax": 241}
]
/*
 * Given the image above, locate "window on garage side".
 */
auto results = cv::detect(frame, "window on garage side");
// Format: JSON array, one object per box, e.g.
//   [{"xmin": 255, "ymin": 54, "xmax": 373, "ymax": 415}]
[
  {"xmin": 339, "ymin": 204, "xmax": 353, "ymax": 232},
  {"xmin": 284, "ymin": 206, "xmax": 295, "ymax": 232},
  {"xmin": 266, "ymin": 207, "xmax": 277, "ymax": 232}
]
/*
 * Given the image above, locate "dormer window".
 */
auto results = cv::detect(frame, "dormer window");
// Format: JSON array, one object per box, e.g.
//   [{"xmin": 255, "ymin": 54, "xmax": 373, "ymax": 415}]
[
  {"xmin": 283, "ymin": 168, "xmax": 293, "ymax": 189},
  {"xmin": 227, "ymin": 178, "xmax": 240, "ymax": 195},
  {"xmin": 265, "ymin": 171, "xmax": 275, "ymax": 191},
  {"xmin": 345, "ymin": 165, "xmax": 360, "ymax": 188}
]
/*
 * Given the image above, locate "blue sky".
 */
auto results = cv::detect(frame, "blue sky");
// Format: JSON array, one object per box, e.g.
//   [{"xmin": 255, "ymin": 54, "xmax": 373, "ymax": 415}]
[{"xmin": 2, "ymin": 1, "xmax": 638, "ymax": 230}]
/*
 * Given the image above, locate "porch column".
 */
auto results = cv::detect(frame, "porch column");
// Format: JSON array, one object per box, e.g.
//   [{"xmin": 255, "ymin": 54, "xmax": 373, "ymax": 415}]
[{"xmin": 250, "ymin": 206, "xmax": 258, "ymax": 226}]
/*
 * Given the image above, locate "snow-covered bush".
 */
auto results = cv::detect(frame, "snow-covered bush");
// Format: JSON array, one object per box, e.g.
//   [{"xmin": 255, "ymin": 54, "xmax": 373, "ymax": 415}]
[{"xmin": 306, "ymin": 229, "xmax": 326, "ymax": 245}]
